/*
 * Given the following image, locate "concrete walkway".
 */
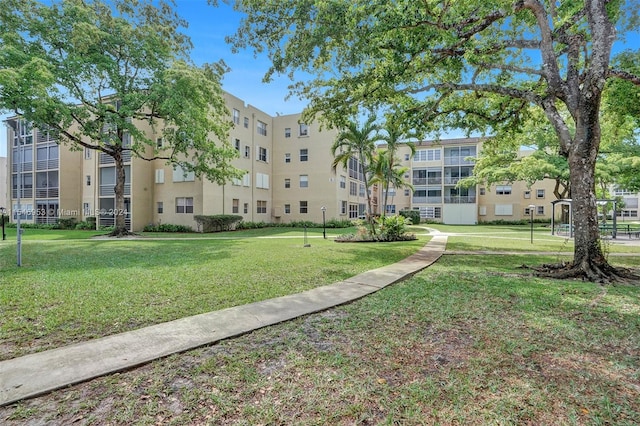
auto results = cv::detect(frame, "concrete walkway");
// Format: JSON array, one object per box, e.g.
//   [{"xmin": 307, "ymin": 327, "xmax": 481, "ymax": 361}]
[{"xmin": 0, "ymin": 236, "xmax": 448, "ymax": 406}]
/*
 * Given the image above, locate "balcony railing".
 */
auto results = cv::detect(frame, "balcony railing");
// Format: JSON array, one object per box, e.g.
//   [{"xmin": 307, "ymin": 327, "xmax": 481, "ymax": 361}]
[
  {"xmin": 99, "ymin": 183, "xmax": 131, "ymax": 197},
  {"xmin": 444, "ymin": 156, "xmax": 476, "ymax": 166},
  {"xmin": 36, "ymin": 216, "xmax": 58, "ymax": 225},
  {"xmin": 100, "ymin": 151, "xmax": 131, "ymax": 164},
  {"xmin": 412, "ymin": 196, "xmax": 443, "ymax": 204},
  {"xmin": 412, "ymin": 177, "xmax": 442, "ymax": 186},
  {"xmin": 444, "ymin": 195, "xmax": 476, "ymax": 204},
  {"xmin": 12, "ymin": 189, "xmax": 33, "ymax": 198},
  {"xmin": 35, "ymin": 187, "xmax": 59, "ymax": 198},
  {"xmin": 36, "ymin": 159, "xmax": 59, "ymax": 170}
]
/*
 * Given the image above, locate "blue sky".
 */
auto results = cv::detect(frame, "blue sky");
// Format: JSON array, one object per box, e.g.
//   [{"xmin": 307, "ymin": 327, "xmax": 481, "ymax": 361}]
[{"xmin": 1, "ymin": 1, "xmax": 639, "ymax": 157}]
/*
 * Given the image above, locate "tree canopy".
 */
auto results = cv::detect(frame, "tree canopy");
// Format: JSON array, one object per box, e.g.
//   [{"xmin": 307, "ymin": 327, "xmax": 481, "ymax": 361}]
[
  {"xmin": 1, "ymin": 0, "xmax": 241, "ymax": 234},
  {"xmin": 228, "ymin": 0, "xmax": 640, "ymax": 282}
]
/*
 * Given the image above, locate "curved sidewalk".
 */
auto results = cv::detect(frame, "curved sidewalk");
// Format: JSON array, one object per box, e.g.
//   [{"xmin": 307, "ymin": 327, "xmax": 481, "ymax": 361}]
[{"xmin": 0, "ymin": 235, "xmax": 447, "ymax": 406}]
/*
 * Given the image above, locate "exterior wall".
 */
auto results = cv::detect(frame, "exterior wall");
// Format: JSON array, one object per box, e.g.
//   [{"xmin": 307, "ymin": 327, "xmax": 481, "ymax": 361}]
[
  {"xmin": 478, "ymin": 178, "xmax": 558, "ymax": 222},
  {"xmin": 271, "ymin": 114, "xmax": 343, "ymax": 224},
  {"xmin": 613, "ymin": 187, "xmax": 640, "ymax": 221}
]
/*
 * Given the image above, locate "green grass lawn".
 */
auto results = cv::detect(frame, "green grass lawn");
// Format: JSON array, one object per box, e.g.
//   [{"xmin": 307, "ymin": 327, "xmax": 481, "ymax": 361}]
[
  {"xmin": 0, "ymin": 224, "xmax": 638, "ymax": 425},
  {"xmin": 0, "ymin": 228, "xmax": 426, "ymax": 360}
]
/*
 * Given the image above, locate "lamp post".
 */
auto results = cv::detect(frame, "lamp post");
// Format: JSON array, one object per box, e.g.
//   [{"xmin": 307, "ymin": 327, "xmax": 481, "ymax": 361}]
[
  {"xmin": 1, "ymin": 207, "xmax": 6, "ymax": 241},
  {"xmin": 321, "ymin": 206, "xmax": 327, "ymax": 239},
  {"xmin": 528, "ymin": 204, "xmax": 535, "ymax": 244}
]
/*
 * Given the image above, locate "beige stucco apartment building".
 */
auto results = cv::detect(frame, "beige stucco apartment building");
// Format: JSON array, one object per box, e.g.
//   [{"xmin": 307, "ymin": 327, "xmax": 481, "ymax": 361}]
[
  {"xmin": 4, "ymin": 92, "xmax": 375, "ymax": 231},
  {"xmin": 6, "ymin": 91, "xmax": 601, "ymax": 231}
]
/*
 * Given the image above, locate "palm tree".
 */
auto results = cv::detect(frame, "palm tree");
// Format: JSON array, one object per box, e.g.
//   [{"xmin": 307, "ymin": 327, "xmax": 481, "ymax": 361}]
[
  {"xmin": 370, "ymin": 149, "xmax": 414, "ymax": 216},
  {"xmin": 331, "ymin": 115, "xmax": 379, "ymax": 232},
  {"xmin": 377, "ymin": 120, "xmax": 416, "ymax": 215}
]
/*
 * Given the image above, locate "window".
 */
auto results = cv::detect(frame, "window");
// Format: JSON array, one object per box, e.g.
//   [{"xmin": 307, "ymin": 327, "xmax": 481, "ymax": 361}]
[
  {"xmin": 386, "ymin": 205, "xmax": 396, "ymax": 214},
  {"xmin": 524, "ymin": 206, "xmax": 534, "ymax": 215},
  {"xmin": 349, "ymin": 181, "xmax": 358, "ymax": 196},
  {"xmin": 234, "ymin": 138, "xmax": 240, "ymax": 152},
  {"xmin": 157, "ymin": 202, "xmax": 163, "ymax": 214},
  {"xmin": 244, "ymin": 203, "xmax": 248, "ymax": 214},
  {"xmin": 285, "ymin": 128, "xmax": 291, "ymax": 138},
  {"xmin": 422, "ymin": 206, "xmax": 442, "ymax": 219},
  {"xmin": 537, "ymin": 206, "xmax": 545, "ymax": 215},
  {"xmin": 339, "ymin": 175, "xmax": 346, "ymax": 189},
  {"xmin": 536, "ymin": 189, "xmax": 545, "ymax": 199},
  {"xmin": 404, "ymin": 189, "xmax": 410, "ymax": 196},
  {"xmin": 242, "ymin": 172, "xmax": 251, "ymax": 187},
  {"xmin": 495, "ymin": 204, "xmax": 513, "ymax": 216},
  {"xmin": 299, "ymin": 123, "xmax": 309, "ymax": 136},
  {"xmin": 285, "ymin": 153, "xmax": 291, "ymax": 163},
  {"xmin": 414, "ymin": 149, "xmax": 441, "ymax": 161},
  {"xmin": 258, "ymin": 146, "xmax": 268, "ymax": 162},
  {"xmin": 256, "ymin": 173, "xmax": 270, "ymax": 189},
  {"xmin": 257, "ymin": 200, "xmax": 267, "ymax": 214},
  {"xmin": 156, "ymin": 138, "xmax": 163, "ymax": 149},
  {"xmin": 84, "ymin": 203, "xmax": 91, "ymax": 216},
  {"xmin": 359, "ymin": 183, "xmax": 366, "ymax": 197},
  {"xmin": 284, "ymin": 204, "xmax": 291, "ymax": 214},
  {"xmin": 341, "ymin": 200, "xmax": 347, "ymax": 215},
  {"xmin": 524, "ymin": 190, "xmax": 531, "ymax": 199},
  {"xmin": 84, "ymin": 147, "xmax": 92, "ymax": 159},
  {"xmin": 405, "ymin": 154, "xmax": 410, "ymax": 161},
  {"xmin": 155, "ymin": 169, "xmax": 164, "ymax": 184},
  {"xmin": 300, "ymin": 149, "xmax": 308, "ymax": 162},
  {"xmin": 173, "ymin": 166, "xmax": 195, "ymax": 182},
  {"xmin": 244, "ymin": 146, "xmax": 250, "ymax": 159},
  {"xmin": 284, "ymin": 178, "xmax": 291, "ymax": 188},
  {"xmin": 348, "ymin": 204, "xmax": 358, "ymax": 219},
  {"xmin": 300, "ymin": 175, "xmax": 308, "ymax": 188},
  {"xmin": 300, "ymin": 201, "xmax": 308, "ymax": 214},
  {"xmin": 257, "ymin": 120, "xmax": 267, "ymax": 136},
  {"xmin": 232, "ymin": 108, "xmax": 240, "ymax": 125},
  {"xmin": 480, "ymin": 187, "xmax": 486, "ymax": 195},
  {"xmin": 86, "ymin": 175, "xmax": 91, "ymax": 186},
  {"xmin": 244, "ymin": 117, "xmax": 249, "ymax": 128},
  {"xmin": 496, "ymin": 185, "xmax": 512, "ymax": 195},
  {"xmin": 176, "ymin": 197, "xmax": 193, "ymax": 214},
  {"xmin": 232, "ymin": 199, "xmax": 239, "ymax": 214}
]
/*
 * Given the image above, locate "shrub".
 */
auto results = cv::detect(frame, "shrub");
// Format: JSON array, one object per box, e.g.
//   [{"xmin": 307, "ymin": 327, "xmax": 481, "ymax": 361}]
[
  {"xmin": 143, "ymin": 223, "xmax": 193, "ymax": 233},
  {"xmin": 194, "ymin": 215, "xmax": 243, "ymax": 233},
  {"xmin": 56, "ymin": 217, "xmax": 78, "ymax": 230},
  {"xmin": 399, "ymin": 209, "xmax": 420, "ymax": 225},
  {"xmin": 335, "ymin": 216, "xmax": 417, "ymax": 242},
  {"xmin": 75, "ymin": 221, "xmax": 96, "ymax": 230}
]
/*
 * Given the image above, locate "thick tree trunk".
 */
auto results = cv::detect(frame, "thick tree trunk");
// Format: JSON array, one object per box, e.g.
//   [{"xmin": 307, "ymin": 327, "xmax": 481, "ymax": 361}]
[{"xmin": 109, "ymin": 150, "xmax": 131, "ymax": 237}]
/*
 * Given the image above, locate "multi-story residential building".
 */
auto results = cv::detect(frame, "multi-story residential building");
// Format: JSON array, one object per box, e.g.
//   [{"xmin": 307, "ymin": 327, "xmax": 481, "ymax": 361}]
[
  {"xmin": 5, "ymin": 93, "xmax": 573, "ymax": 231},
  {"xmin": 612, "ymin": 187, "xmax": 640, "ymax": 221},
  {"xmin": 377, "ymin": 139, "xmax": 558, "ymax": 224},
  {"xmin": 4, "ymin": 92, "xmax": 373, "ymax": 231}
]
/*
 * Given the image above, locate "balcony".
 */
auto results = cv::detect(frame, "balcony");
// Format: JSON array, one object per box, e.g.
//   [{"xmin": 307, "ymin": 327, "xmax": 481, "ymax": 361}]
[
  {"xmin": 99, "ymin": 183, "xmax": 131, "ymax": 197},
  {"xmin": 412, "ymin": 196, "xmax": 443, "ymax": 204},
  {"xmin": 36, "ymin": 159, "xmax": 59, "ymax": 170},
  {"xmin": 444, "ymin": 195, "xmax": 477, "ymax": 204},
  {"xmin": 35, "ymin": 187, "xmax": 59, "ymax": 198},
  {"xmin": 444, "ymin": 156, "xmax": 476, "ymax": 166},
  {"xmin": 100, "ymin": 151, "xmax": 131, "ymax": 165},
  {"xmin": 412, "ymin": 177, "xmax": 442, "ymax": 186}
]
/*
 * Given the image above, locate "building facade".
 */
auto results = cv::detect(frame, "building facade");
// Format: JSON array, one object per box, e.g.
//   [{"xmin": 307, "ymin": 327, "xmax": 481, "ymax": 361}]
[
  {"xmin": 4, "ymin": 92, "xmax": 374, "ymax": 231},
  {"xmin": 376, "ymin": 139, "xmax": 559, "ymax": 224},
  {"xmin": 5, "ymin": 93, "xmax": 586, "ymax": 231}
]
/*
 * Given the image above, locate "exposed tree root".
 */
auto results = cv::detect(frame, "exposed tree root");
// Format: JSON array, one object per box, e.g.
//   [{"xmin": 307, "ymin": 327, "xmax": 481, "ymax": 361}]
[
  {"xmin": 108, "ymin": 227, "xmax": 136, "ymax": 238},
  {"xmin": 520, "ymin": 261, "xmax": 640, "ymax": 284}
]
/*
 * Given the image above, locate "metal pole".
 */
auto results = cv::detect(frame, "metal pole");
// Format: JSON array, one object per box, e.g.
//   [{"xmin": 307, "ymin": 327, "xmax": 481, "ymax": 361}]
[
  {"xmin": 528, "ymin": 204, "xmax": 535, "ymax": 244},
  {"xmin": 321, "ymin": 206, "xmax": 326, "ymax": 239},
  {"xmin": 1, "ymin": 208, "xmax": 5, "ymax": 240},
  {"xmin": 8, "ymin": 120, "xmax": 23, "ymax": 266}
]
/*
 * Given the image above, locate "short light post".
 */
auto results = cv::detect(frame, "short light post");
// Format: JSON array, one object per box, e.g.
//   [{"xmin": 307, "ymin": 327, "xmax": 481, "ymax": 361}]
[
  {"xmin": 0, "ymin": 207, "xmax": 6, "ymax": 241},
  {"xmin": 528, "ymin": 204, "xmax": 535, "ymax": 244},
  {"xmin": 321, "ymin": 206, "xmax": 327, "ymax": 239}
]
